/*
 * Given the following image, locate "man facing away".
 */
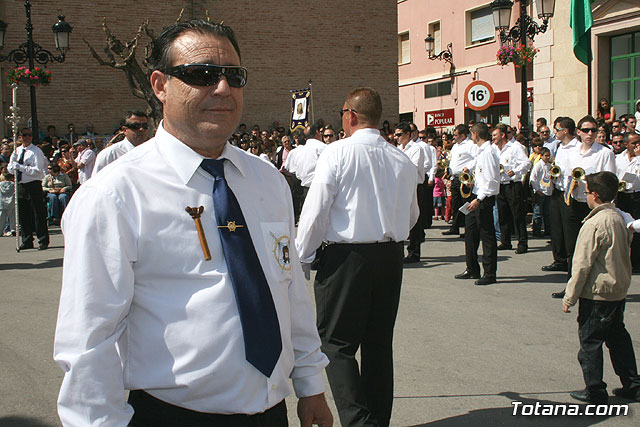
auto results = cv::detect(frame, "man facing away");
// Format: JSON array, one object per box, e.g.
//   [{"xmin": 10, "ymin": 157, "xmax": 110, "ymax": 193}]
[
  {"xmin": 54, "ymin": 19, "xmax": 331, "ymax": 427},
  {"xmin": 562, "ymin": 171, "xmax": 640, "ymax": 404},
  {"xmin": 296, "ymin": 87, "xmax": 419, "ymax": 427}
]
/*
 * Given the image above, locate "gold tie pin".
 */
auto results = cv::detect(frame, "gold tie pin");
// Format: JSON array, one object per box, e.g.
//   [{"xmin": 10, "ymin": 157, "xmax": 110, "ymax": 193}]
[{"xmin": 218, "ymin": 221, "xmax": 244, "ymax": 232}]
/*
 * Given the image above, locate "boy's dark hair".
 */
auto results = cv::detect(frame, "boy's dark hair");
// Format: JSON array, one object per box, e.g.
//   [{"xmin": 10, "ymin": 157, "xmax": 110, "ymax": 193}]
[
  {"xmin": 577, "ymin": 115, "xmax": 598, "ymax": 129},
  {"xmin": 471, "ymin": 122, "xmax": 490, "ymax": 141},
  {"xmin": 559, "ymin": 117, "xmax": 576, "ymax": 136},
  {"xmin": 586, "ymin": 171, "xmax": 618, "ymax": 203},
  {"xmin": 539, "ymin": 147, "xmax": 551, "ymax": 156}
]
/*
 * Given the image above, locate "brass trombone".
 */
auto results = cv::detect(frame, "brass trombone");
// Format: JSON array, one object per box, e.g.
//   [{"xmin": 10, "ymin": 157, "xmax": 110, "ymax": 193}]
[
  {"xmin": 571, "ymin": 167, "xmax": 586, "ymax": 181},
  {"xmin": 460, "ymin": 172, "xmax": 474, "ymax": 199},
  {"xmin": 619, "ymin": 180, "xmax": 628, "ymax": 192},
  {"xmin": 550, "ymin": 164, "xmax": 561, "ymax": 178}
]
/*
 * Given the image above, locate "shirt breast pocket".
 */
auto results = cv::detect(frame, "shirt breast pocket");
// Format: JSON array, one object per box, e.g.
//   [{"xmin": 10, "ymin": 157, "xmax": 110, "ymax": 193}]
[{"xmin": 259, "ymin": 222, "xmax": 293, "ymax": 283}]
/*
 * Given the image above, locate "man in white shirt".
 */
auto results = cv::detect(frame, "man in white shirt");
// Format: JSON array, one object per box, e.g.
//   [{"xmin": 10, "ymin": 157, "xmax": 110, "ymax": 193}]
[
  {"xmin": 296, "ymin": 87, "xmax": 419, "ymax": 427},
  {"xmin": 73, "ymin": 139, "xmax": 96, "ymax": 184},
  {"xmin": 444, "ymin": 124, "xmax": 477, "ymax": 237},
  {"xmin": 417, "ymin": 126, "xmax": 438, "ymax": 231},
  {"xmin": 552, "ymin": 115, "xmax": 616, "ymax": 298},
  {"xmin": 7, "ymin": 127, "xmax": 49, "ymax": 250},
  {"xmin": 282, "ymin": 124, "xmax": 326, "ymax": 205},
  {"xmin": 454, "ymin": 122, "xmax": 500, "ymax": 286},
  {"xmin": 493, "ymin": 124, "xmax": 532, "ymax": 254},
  {"xmin": 93, "ymin": 111, "xmax": 149, "ymax": 174},
  {"xmin": 396, "ymin": 123, "xmax": 424, "ymax": 263},
  {"xmin": 54, "ymin": 20, "xmax": 332, "ymax": 427},
  {"xmin": 539, "ymin": 125, "xmax": 558, "ymax": 159},
  {"xmin": 615, "ymin": 132, "xmax": 640, "ymax": 273}
]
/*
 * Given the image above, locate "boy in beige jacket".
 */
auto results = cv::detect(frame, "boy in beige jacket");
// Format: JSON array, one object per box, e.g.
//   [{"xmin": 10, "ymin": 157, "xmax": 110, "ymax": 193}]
[{"xmin": 562, "ymin": 171, "xmax": 640, "ymax": 404}]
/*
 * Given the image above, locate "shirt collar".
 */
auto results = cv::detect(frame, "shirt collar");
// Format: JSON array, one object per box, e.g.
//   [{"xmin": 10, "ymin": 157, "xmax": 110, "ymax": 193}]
[
  {"xmin": 583, "ymin": 202, "xmax": 615, "ymax": 223},
  {"xmin": 155, "ymin": 121, "xmax": 247, "ymax": 185},
  {"xmin": 478, "ymin": 140, "xmax": 491, "ymax": 151}
]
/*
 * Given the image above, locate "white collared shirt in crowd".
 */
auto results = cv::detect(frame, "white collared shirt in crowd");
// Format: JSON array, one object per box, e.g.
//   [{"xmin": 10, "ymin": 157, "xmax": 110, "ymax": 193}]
[
  {"xmin": 616, "ymin": 150, "xmax": 640, "ymax": 192},
  {"xmin": 54, "ymin": 122, "xmax": 328, "ymax": 426},
  {"xmin": 75, "ymin": 147, "xmax": 96, "ymax": 184},
  {"xmin": 282, "ymin": 138, "xmax": 325, "ymax": 187},
  {"xmin": 553, "ymin": 137, "xmax": 580, "ymax": 191},
  {"xmin": 93, "ymin": 138, "xmax": 135, "ymax": 175},
  {"xmin": 417, "ymin": 140, "xmax": 438, "ymax": 180},
  {"xmin": 498, "ymin": 141, "xmax": 532, "ymax": 183},
  {"xmin": 530, "ymin": 159, "xmax": 554, "ymax": 196},
  {"xmin": 543, "ymin": 137, "xmax": 559, "ymax": 158},
  {"xmin": 449, "ymin": 138, "xmax": 478, "ymax": 176},
  {"xmin": 565, "ymin": 141, "xmax": 616, "ymax": 202},
  {"xmin": 401, "ymin": 139, "xmax": 425, "ymax": 183},
  {"xmin": 472, "ymin": 140, "xmax": 500, "ymax": 201},
  {"xmin": 295, "ymin": 128, "xmax": 419, "ymax": 263},
  {"xmin": 7, "ymin": 143, "xmax": 48, "ymax": 184}
]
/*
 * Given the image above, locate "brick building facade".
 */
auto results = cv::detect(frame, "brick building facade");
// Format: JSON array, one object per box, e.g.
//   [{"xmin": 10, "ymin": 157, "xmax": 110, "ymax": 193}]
[{"xmin": 1, "ymin": 0, "xmax": 398, "ymax": 139}]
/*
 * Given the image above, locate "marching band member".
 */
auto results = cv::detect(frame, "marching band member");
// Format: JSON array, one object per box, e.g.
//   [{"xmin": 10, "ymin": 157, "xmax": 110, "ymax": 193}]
[
  {"xmin": 615, "ymin": 132, "xmax": 640, "ymax": 272},
  {"xmin": 444, "ymin": 124, "xmax": 477, "ymax": 237}
]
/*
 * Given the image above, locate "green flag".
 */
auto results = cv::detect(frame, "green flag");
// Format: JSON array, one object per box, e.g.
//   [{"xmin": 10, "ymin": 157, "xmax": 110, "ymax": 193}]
[{"xmin": 570, "ymin": 0, "xmax": 594, "ymax": 65}]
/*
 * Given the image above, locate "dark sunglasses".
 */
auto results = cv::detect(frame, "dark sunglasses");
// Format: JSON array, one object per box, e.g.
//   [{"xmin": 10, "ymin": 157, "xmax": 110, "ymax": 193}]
[
  {"xmin": 339, "ymin": 108, "xmax": 357, "ymax": 118},
  {"xmin": 124, "ymin": 122, "xmax": 149, "ymax": 130},
  {"xmin": 394, "ymin": 133, "xmax": 404, "ymax": 137},
  {"xmin": 163, "ymin": 63, "xmax": 248, "ymax": 88},
  {"xmin": 323, "ymin": 134, "xmax": 335, "ymax": 138},
  {"xmin": 419, "ymin": 135, "xmax": 428, "ymax": 140},
  {"xmin": 579, "ymin": 128, "xmax": 597, "ymax": 133},
  {"xmin": 21, "ymin": 133, "xmax": 32, "ymax": 137}
]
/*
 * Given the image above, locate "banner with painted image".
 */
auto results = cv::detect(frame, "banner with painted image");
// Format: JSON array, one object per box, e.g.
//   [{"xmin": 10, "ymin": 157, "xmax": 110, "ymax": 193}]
[{"xmin": 290, "ymin": 88, "xmax": 311, "ymax": 132}]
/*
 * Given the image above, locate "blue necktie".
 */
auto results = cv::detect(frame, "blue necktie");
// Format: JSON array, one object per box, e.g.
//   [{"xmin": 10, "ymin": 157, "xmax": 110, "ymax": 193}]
[{"xmin": 200, "ymin": 158, "xmax": 282, "ymax": 377}]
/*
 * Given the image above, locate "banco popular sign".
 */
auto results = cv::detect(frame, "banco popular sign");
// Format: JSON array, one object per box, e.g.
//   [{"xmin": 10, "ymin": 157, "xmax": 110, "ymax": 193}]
[{"xmin": 425, "ymin": 109, "xmax": 455, "ymax": 127}]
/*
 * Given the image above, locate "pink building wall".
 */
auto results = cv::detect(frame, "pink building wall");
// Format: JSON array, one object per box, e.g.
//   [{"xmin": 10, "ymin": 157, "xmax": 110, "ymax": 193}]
[{"xmin": 398, "ymin": 0, "xmax": 534, "ymax": 131}]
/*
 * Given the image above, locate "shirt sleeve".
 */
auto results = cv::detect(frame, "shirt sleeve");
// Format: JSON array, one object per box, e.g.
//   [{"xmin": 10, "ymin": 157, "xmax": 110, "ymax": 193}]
[
  {"xmin": 476, "ymin": 148, "xmax": 500, "ymax": 201},
  {"xmin": 563, "ymin": 223, "xmax": 600, "ymax": 307},
  {"xmin": 54, "ymin": 184, "xmax": 138, "ymax": 427},
  {"xmin": 512, "ymin": 146, "xmax": 532, "ymax": 175},
  {"xmin": 530, "ymin": 162, "xmax": 541, "ymax": 193}
]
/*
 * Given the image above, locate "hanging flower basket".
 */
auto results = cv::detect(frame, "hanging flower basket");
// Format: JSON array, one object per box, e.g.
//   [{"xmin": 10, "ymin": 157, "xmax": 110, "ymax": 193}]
[
  {"xmin": 5, "ymin": 66, "xmax": 52, "ymax": 87},
  {"xmin": 496, "ymin": 45, "xmax": 539, "ymax": 68}
]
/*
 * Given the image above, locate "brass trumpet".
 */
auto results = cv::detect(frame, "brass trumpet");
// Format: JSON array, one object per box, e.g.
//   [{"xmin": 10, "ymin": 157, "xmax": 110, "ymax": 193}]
[
  {"xmin": 571, "ymin": 167, "xmax": 586, "ymax": 182},
  {"xmin": 619, "ymin": 180, "xmax": 628, "ymax": 192},
  {"xmin": 550, "ymin": 164, "xmax": 561, "ymax": 178},
  {"xmin": 499, "ymin": 164, "xmax": 505, "ymax": 173},
  {"xmin": 460, "ymin": 172, "xmax": 474, "ymax": 199},
  {"xmin": 437, "ymin": 159, "xmax": 449, "ymax": 170}
]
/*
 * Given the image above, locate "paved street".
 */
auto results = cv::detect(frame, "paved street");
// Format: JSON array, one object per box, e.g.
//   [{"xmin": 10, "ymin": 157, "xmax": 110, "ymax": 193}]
[{"xmin": 1, "ymin": 222, "xmax": 639, "ymax": 426}]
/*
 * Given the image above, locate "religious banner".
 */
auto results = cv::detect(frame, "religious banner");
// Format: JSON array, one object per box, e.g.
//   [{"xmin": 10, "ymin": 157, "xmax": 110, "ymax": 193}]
[{"xmin": 290, "ymin": 87, "xmax": 312, "ymax": 132}]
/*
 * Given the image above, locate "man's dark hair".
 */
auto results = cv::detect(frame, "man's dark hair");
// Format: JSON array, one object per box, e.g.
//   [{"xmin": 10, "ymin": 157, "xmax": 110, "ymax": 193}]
[
  {"xmin": 121, "ymin": 110, "xmax": 148, "ymax": 127},
  {"xmin": 409, "ymin": 123, "xmax": 418, "ymax": 133},
  {"xmin": 536, "ymin": 117, "xmax": 547, "ymax": 126},
  {"xmin": 471, "ymin": 122, "xmax": 490, "ymax": 141},
  {"xmin": 624, "ymin": 132, "xmax": 640, "ymax": 143},
  {"xmin": 49, "ymin": 163, "xmax": 61, "ymax": 173},
  {"xmin": 454, "ymin": 124, "xmax": 468, "ymax": 137},
  {"xmin": 553, "ymin": 116, "xmax": 564, "ymax": 127},
  {"xmin": 395, "ymin": 122, "xmax": 412, "ymax": 134},
  {"xmin": 494, "ymin": 123, "xmax": 508, "ymax": 137},
  {"xmin": 559, "ymin": 117, "xmax": 576, "ymax": 136},
  {"xmin": 612, "ymin": 132, "xmax": 625, "ymax": 141},
  {"xmin": 586, "ymin": 171, "xmax": 618, "ymax": 203},
  {"xmin": 304, "ymin": 124, "xmax": 320, "ymax": 139},
  {"xmin": 577, "ymin": 115, "xmax": 598, "ymax": 130},
  {"xmin": 345, "ymin": 87, "xmax": 382, "ymax": 127},
  {"xmin": 149, "ymin": 20, "xmax": 241, "ymax": 71}
]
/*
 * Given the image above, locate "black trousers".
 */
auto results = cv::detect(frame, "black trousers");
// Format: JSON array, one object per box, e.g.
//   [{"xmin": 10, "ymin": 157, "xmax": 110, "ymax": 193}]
[
  {"xmin": 421, "ymin": 175, "xmax": 433, "ymax": 229},
  {"xmin": 497, "ymin": 182, "xmax": 528, "ymax": 248},
  {"xmin": 17, "ymin": 180, "xmax": 49, "ymax": 246},
  {"xmin": 566, "ymin": 200, "xmax": 590, "ymax": 278},
  {"xmin": 128, "ymin": 390, "xmax": 287, "ymax": 427},
  {"xmin": 549, "ymin": 189, "xmax": 568, "ymax": 265},
  {"xmin": 449, "ymin": 176, "xmax": 466, "ymax": 233},
  {"xmin": 315, "ymin": 241, "xmax": 403, "ymax": 427},
  {"xmin": 577, "ymin": 299, "xmax": 640, "ymax": 394},
  {"xmin": 616, "ymin": 191, "xmax": 640, "ymax": 270},
  {"xmin": 407, "ymin": 184, "xmax": 424, "ymax": 258},
  {"xmin": 290, "ymin": 177, "xmax": 306, "ymax": 223},
  {"xmin": 464, "ymin": 195, "xmax": 497, "ymax": 277}
]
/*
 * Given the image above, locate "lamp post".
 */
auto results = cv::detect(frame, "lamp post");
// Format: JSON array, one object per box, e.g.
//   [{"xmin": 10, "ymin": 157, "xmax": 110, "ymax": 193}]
[
  {"xmin": 0, "ymin": 0, "xmax": 72, "ymax": 144},
  {"xmin": 425, "ymin": 35, "xmax": 454, "ymax": 68},
  {"xmin": 491, "ymin": 0, "xmax": 554, "ymax": 137}
]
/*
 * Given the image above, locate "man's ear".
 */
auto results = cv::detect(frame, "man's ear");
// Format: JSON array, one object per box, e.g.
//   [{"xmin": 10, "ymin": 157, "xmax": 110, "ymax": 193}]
[{"xmin": 150, "ymin": 70, "xmax": 168, "ymax": 104}]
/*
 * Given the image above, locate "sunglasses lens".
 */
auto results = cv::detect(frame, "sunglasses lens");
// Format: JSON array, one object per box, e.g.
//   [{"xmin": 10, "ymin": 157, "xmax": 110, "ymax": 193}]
[{"xmin": 169, "ymin": 64, "xmax": 247, "ymax": 88}]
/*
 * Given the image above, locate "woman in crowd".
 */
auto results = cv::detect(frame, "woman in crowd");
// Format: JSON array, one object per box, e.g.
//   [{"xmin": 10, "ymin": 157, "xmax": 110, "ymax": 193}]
[{"xmin": 596, "ymin": 97, "xmax": 616, "ymax": 125}]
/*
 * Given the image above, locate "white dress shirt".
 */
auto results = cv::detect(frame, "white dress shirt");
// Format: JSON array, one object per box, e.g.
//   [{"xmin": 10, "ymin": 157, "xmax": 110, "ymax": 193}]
[
  {"xmin": 543, "ymin": 137, "xmax": 559, "ymax": 159},
  {"xmin": 282, "ymin": 138, "xmax": 325, "ymax": 187},
  {"xmin": 295, "ymin": 128, "xmax": 419, "ymax": 262},
  {"xmin": 498, "ymin": 141, "xmax": 532, "ymax": 183},
  {"xmin": 7, "ymin": 143, "xmax": 48, "ymax": 183},
  {"xmin": 93, "ymin": 138, "xmax": 135, "ymax": 175},
  {"xmin": 417, "ymin": 140, "xmax": 438, "ymax": 180},
  {"xmin": 449, "ymin": 138, "xmax": 477, "ymax": 176},
  {"xmin": 401, "ymin": 140, "xmax": 425, "ymax": 183},
  {"xmin": 553, "ymin": 138, "xmax": 580, "ymax": 191},
  {"xmin": 565, "ymin": 142, "xmax": 616, "ymax": 202},
  {"xmin": 615, "ymin": 150, "xmax": 640, "ymax": 193},
  {"xmin": 472, "ymin": 141, "xmax": 500, "ymax": 201},
  {"xmin": 75, "ymin": 147, "xmax": 96, "ymax": 184},
  {"xmin": 530, "ymin": 160, "xmax": 553, "ymax": 196},
  {"xmin": 54, "ymin": 123, "xmax": 328, "ymax": 426}
]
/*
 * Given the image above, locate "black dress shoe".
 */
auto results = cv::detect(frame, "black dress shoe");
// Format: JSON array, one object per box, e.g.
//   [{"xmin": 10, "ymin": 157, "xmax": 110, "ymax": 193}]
[
  {"xmin": 515, "ymin": 246, "xmax": 528, "ymax": 254},
  {"xmin": 455, "ymin": 270, "xmax": 480, "ymax": 279},
  {"xmin": 38, "ymin": 243, "xmax": 49, "ymax": 251},
  {"xmin": 475, "ymin": 276, "xmax": 497, "ymax": 286},
  {"xmin": 19, "ymin": 241, "xmax": 34, "ymax": 250},
  {"xmin": 612, "ymin": 387, "xmax": 640, "ymax": 401},
  {"xmin": 551, "ymin": 290, "xmax": 566, "ymax": 299},
  {"xmin": 442, "ymin": 230, "xmax": 459, "ymax": 236},
  {"xmin": 542, "ymin": 262, "xmax": 568, "ymax": 272},
  {"xmin": 570, "ymin": 389, "xmax": 608, "ymax": 405},
  {"xmin": 459, "ymin": 233, "xmax": 465, "ymax": 238},
  {"xmin": 403, "ymin": 256, "xmax": 420, "ymax": 264},
  {"xmin": 497, "ymin": 243, "xmax": 512, "ymax": 250}
]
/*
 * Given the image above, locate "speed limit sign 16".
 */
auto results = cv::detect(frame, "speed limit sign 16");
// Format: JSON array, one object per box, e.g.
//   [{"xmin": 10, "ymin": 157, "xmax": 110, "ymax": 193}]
[{"xmin": 464, "ymin": 81, "xmax": 495, "ymax": 111}]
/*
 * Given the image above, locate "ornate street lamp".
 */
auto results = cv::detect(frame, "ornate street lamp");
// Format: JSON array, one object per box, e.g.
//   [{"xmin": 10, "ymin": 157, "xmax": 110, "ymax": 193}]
[
  {"xmin": 490, "ymin": 0, "xmax": 554, "ymax": 136},
  {"xmin": 425, "ymin": 35, "xmax": 454, "ymax": 67},
  {"xmin": 0, "ymin": 1, "xmax": 72, "ymax": 143}
]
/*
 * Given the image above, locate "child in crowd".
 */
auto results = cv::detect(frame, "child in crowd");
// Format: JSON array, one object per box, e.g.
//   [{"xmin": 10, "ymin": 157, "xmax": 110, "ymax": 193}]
[
  {"xmin": 562, "ymin": 171, "xmax": 640, "ymax": 404},
  {"xmin": 528, "ymin": 137, "xmax": 543, "ymax": 166},
  {"xmin": 529, "ymin": 147, "xmax": 552, "ymax": 237},
  {"xmin": 433, "ymin": 169, "xmax": 446, "ymax": 220},
  {"xmin": 0, "ymin": 165, "xmax": 16, "ymax": 237},
  {"xmin": 444, "ymin": 172, "xmax": 453, "ymax": 223}
]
